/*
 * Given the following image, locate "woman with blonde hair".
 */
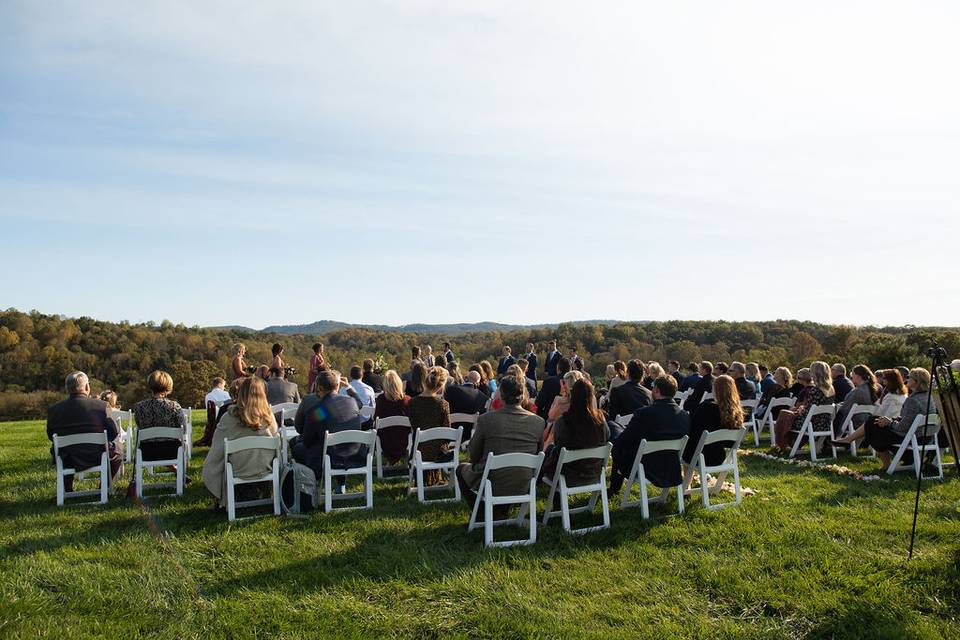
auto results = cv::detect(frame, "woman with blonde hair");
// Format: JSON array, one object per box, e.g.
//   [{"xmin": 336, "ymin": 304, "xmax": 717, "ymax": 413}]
[
  {"xmin": 684, "ymin": 374, "xmax": 743, "ymax": 465},
  {"xmin": 202, "ymin": 376, "xmax": 278, "ymax": 511},
  {"xmin": 408, "ymin": 366, "xmax": 452, "ymax": 486},
  {"xmin": 370, "ymin": 370, "xmax": 411, "ymax": 464},
  {"xmin": 643, "ymin": 362, "xmax": 665, "ymax": 390},
  {"xmin": 772, "ymin": 361, "xmax": 835, "ymax": 452},
  {"xmin": 491, "ymin": 364, "xmax": 536, "ymax": 412},
  {"xmin": 755, "ymin": 367, "xmax": 793, "ymax": 421},
  {"xmin": 745, "ymin": 362, "xmax": 762, "ymax": 395},
  {"xmin": 231, "ymin": 343, "xmax": 251, "ymax": 381},
  {"xmin": 98, "ymin": 390, "xmax": 120, "ymax": 410}
]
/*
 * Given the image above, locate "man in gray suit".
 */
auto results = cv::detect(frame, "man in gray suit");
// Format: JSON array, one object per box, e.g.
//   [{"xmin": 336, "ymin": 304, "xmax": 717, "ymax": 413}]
[
  {"xmin": 265, "ymin": 368, "xmax": 301, "ymax": 406},
  {"xmin": 456, "ymin": 375, "xmax": 544, "ymax": 517}
]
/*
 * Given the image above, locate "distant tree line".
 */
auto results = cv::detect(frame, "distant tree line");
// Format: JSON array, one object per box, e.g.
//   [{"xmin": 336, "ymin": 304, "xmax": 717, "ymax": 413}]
[{"xmin": 1, "ymin": 307, "xmax": 957, "ymax": 421}]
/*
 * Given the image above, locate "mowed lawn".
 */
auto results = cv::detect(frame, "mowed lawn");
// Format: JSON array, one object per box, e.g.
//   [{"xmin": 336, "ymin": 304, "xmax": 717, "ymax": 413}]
[{"xmin": 1, "ymin": 413, "xmax": 959, "ymax": 640}]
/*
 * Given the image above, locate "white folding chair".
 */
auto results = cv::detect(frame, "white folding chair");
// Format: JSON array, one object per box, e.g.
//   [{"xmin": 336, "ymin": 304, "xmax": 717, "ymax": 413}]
[
  {"xmin": 615, "ymin": 414, "xmax": 633, "ymax": 428},
  {"xmin": 271, "ymin": 402, "xmax": 300, "ymax": 414},
  {"xmin": 701, "ymin": 392, "xmax": 714, "ymax": 403},
  {"xmin": 741, "ymin": 400, "xmax": 758, "ymax": 437},
  {"xmin": 277, "ymin": 409, "xmax": 299, "ymax": 467},
  {"xmin": 224, "ymin": 435, "xmax": 281, "ymax": 521},
  {"xmin": 621, "ymin": 436, "xmax": 688, "ymax": 518},
  {"xmin": 373, "ymin": 416, "xmax": 412, "ymax": 479},
  {"xmin": 788, "ymin": 404, "xmax": 837, "ymax": 461},
  {"xmin": 321, "ymin": 429, "xmax": 378, "ymax": 512},
  {"xmin": 888, "ymin": 414, "xmax": 943, "ymax": 480},
  {"xmin": 541, "ymin": 444, "xmax": 612, "ymax": 533},
  {"xmin": 837, "ymin": 403, "xmax": 880, "ymax": 458},
  {"xmin": 451, "ymin": 412, "xmax": 480, "ymax": 450},
  {"xmin": 408, "ymin": 426, "xmax": 463, "ymax": 503},
  {"xmin": 135, "ymin": 427, "xmax": 185, "ymax": 498},
  {"xmin": 112, "ymin": 409, "xmax": 134, "ymax": 463},
  {"xmin": 755, "ymin": 397, "xmax": 795, "ymax": 447},
  {"xmin": 180, "ymin": 408, "xmax": 193, "ymax": 459},
  {"xmin": 675, "ymin": 389, "xmax": 692, "ymax": 406},
  {"xmin": 467, "ymin": 451, "xmax": 545, "ymax": 548},
  {"xmin": 359, "ymin": 404, "xmax": 376, "ymax": 420},
  {"xmin": 52, "ymin": 432, "xmax": 111, "ymax": 506},
  {"xmin": 682, "ymin": 428, "xmax": 746, "ymax": 511}
]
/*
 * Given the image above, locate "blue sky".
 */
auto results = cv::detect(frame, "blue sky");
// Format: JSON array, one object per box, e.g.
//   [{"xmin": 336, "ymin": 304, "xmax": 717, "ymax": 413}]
[{"xmin": 2, "ymin": 1, "xmax": 959, "ymax": 329}]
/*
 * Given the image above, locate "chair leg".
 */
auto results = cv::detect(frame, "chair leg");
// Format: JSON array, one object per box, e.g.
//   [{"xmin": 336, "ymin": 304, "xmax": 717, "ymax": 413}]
[
  {"xmin": 639, "ymin": 472, "xmax": 649, "ymax": 519},
  {"xmin": 700, "ymin": 463, "xmax": 710, "ymax": 509},
  {"xmin": 56, "ymin": 466, "xmax": 65, "ymax": 506},
  {"xmin": 560, "ymin": 482, "xmax": 571, "ymax": 531},
  {"xmin": 677, "ymin": 482, "xmax": 685, "ymax": 514},
  {"xmin": 100, "ymin": 455, "xmax": 109, "ymax": 504},
  {"xmin": 528, "ymin": 496, "xmax": 537, "ymax": 544},
  {"xmin": 366, "ymin": 466, "xmax": 373, "ymax": 508},
  {"xmin": 272, "ymin": 464, "xmax": 281, "ymax": 515},
  {"xmin": 600, "ymin": 482, "xmax": 611, "ymax": 528},
  {"xmin": 226, "ymin": 467, "xmax": 236, "ymax": 522},
  {"xmin": 324, "ymin": 469, "xmax": 332, "ymax": 513},
  {"xmin": 484, "ymin": 491, "xmax": 493, "ymax": 547},
  {"xmin": 542, "ymin": 481, "xmax": 557, "ymax": 525}
]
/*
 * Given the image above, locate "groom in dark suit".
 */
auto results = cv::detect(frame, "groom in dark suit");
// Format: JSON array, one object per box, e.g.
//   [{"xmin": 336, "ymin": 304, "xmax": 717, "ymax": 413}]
[
  {"xmin": 522, "ymin": 342, "xmax": 538, "ymax": 381},
  {"xmin": 496, "ymin": 346, "xmax": 516, "ymax": 376},
  {"xmin": 544, "ymin": 340, "xmax": 561, "ymax": 378}
]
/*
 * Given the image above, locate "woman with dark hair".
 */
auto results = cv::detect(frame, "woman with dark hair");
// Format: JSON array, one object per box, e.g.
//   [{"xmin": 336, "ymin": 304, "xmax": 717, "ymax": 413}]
[
  {"xmin": 271, "ymin": 343, "xmax": 284, "ymax": 373},
  {"xmin": 684, "ymin": 374, "xmax": 743, "ymax": 465},
  {"xmin": 834, "ymin": 364, "xmax": 881, "ymax": 431},
  {"xmin": 469, "ymin": 364, "xmax": 489, "ymax": 397},
  {"xmin": 405, "ymin": 361, "xmax": 427, "ymax": 398},
  {"xmin": 542, "ymin": 378, "xmax": 609, "ymax": 483},
  {"xmin": 878, "ymin": 369, "xmax": 908, "ymax": 418},
  {"xmin": 480, "ymin": 360, "xmax": 498, "ymax": 395},
  {"xmin": 307, "ymin": 343, "xmax": 325, "ymax": 393}
]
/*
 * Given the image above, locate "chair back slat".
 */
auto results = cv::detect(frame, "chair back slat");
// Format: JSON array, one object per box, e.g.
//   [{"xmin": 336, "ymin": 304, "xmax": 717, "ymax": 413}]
[
  {"xmin": 413, "ymin": 426, "xmax": 462, "ymax": 445},
  {"xmin": 557, "ymin": 443, "xmax": 611, "ymax": 465},
  {"xmin": 53, "ymin": 432, "xmax": 108, "ymax": 451},
  {"xmin": 324, "ymin": 429, "xmax": 377, "ymax": 449},
  {"xmin": 224, "ymin": 435, "xmax": 280, "ymax": 455},
  {"xmin": 450, "ymin": 412, "xmax": 480, "ymax": 424},
  {"xmin": 615, "ymin": 414, "xmax": 633, "ymax": 426},
  {"xmin": 138, "ymin": 427, "xmax": 185, "ymax": 441},
  {"xmin": 638, "ymin": 436, "xmax": 688, "ymax": 456},
  {"xmin": 375, "ymin": 416, "xmax": 411, "ymax": 430},
  {"xmin": 703, "ymin": 428, "xmax": 747, "ymax": 447},
  {"xmin": 484, "ymin": 451, "xmax": 544, "ymax": 471}
]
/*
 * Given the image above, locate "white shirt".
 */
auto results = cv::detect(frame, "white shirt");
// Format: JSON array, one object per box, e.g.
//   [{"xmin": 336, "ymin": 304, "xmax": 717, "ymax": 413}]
[
  {"xmin": 346, "ymin": 379, "xmax": 376, "ymax": 406},
  {"xmin": 205, "ymin": 387, "xmax": 231, "ymax": 407},
  {"xmin": 878, "ymin": 392, "xmax": 908, "ymax": 419}
]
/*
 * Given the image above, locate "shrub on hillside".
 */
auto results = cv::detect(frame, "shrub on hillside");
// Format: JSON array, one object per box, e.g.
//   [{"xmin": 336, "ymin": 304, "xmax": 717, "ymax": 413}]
[{"xmin": 0, "ymin": 391, "xmax": 64, "ymax": 421}]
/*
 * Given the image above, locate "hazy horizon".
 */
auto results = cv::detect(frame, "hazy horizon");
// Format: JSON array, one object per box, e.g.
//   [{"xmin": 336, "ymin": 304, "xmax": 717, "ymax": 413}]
[{"xmin": 3, "ymin": 2, "xmax": 959, "ymax": 328}]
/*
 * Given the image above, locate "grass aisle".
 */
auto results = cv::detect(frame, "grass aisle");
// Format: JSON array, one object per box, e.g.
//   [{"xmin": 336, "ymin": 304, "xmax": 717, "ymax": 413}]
[{"xmin": 1, "ymin": 414, "xmax": 959, "ymax": 639}]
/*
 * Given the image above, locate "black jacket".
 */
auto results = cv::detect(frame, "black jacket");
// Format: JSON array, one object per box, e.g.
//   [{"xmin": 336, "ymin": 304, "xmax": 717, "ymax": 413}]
[
  {"xmin": 46, "ymin": 394, "xmax": 118, "ymax": 470},
  {"xmin": 444, "ymin": 383, "xmax": 488, "ymax": 441},
  {"xmin": 293, "ymin": 393, "xmax": 365, "ymax": 475},
  {"xmin": 607, "ymin": 381, "xmax": 652, "ymax": 420},
  {"xmin": 362, "ymin": 372, "xmax": 384, "ymax": 393},
  {"xmin": 612, "ymin": 399, "xmax": 690, "ymax": 488},
  {"xmin": 497, "ymin": 355, "xmax": 516, "ymax": 376},
  {"xmin": 683, "ymin": 400, "xmax": 736, "ymax": 466},
  {"xmin": 833, "ymin": 376, "xmax": 854, "ymax": 403},
  {"xmin": 544, "ymin": 351, "xmax": 562, "ymax": 378},
  {"xmin": 734, "ymin": 376, "xmax": 756, "ymax": 401},
  {"xmin": 524, "ymin": 353, "xmax": 539, "ymax": 381},
  {"xmin": 683, "ymin": 373, "xmax": 714, "ymax": 413},
  {"xmin": 535, "ymin": 375, "xmax": 562, "ymax": 421}
]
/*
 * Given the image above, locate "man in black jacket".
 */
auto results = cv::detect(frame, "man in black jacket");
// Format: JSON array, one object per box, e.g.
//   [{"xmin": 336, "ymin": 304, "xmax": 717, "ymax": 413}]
[
  {"xmin": 361, "ymin": 359, "xmax": 383, "ymax": 393},
  {"xmin": 535, "ymin": 356, "xmax": 571, "ymax": 421},
  {"xmin": 610, "ymin": 375, "xmax": 690, "ymax": 492},
  {"xmin": 607, "ymin": 360, "xmax": 653, "ymax": 420},
  {"xmin": 523, "ymin": 343, "xmax": 538, "ymax": 381},
  {"xmin": 683, "ymin": 361, "xmax": 715, "ymax": 413},
  {"xmin": 497, "ymin": 346, "xmax": 516, "ymax": 376},
  {"xmin": 516, "ymin": 358, "xmax": 538, "ymax": 398},
  {"xmin": 729, "ymin": 362, "xmax": 756, "ymax": 400},
  {"xmin": 544, "ymin": 340, "xmax": 562, "ymax": 378},
  {"xmin": 46, "ymin": 371, "xmax": 121, "ymax": 491},
  {"xmin": 444, "ymin": 371, "xmax": 489, "ymax": 441},
  {"xmin": 832, "ymin": 364, "xmax": 853, "ymax": 403}
]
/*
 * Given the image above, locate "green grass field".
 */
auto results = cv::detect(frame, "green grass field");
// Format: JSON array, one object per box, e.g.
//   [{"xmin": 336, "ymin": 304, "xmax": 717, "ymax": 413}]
[{"xmin": 2, "ymin": 412, "xmax": 959, "ymax": 639}]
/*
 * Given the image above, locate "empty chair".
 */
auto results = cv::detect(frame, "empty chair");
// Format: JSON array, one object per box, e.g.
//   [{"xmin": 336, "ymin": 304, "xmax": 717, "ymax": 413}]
[
  {"xmin": 223, "ymin": 435, "xmax": 281, "ymax": 521},
  {"xmin": 621, "ymin": 436, "xmax": 688, "ymax": 518},
  {"xmin": 701, "ymin": 392, "xmax": 714, "ymax": 403},
  {"xmin": 541, "ymin": 444, "xmax": 612, "ymax": 533},
  {"xmin": 359, "ymin": 404, "xmax": 376, "ymax": 420},
  {"xmin": 408, "ymin": 426, "xmax": 463, "ymax": 502},
  {"xmin": 135, "ymin": 427, "xmax": 186, "ymax": 498},
  {"xmin": 788, "ymin": 404, "xmax": 837, "ymax": 461},
  {"xmin": 53, "ymin": 432, "xmax": 111, "ymax": 506},
  {"xmin": 682, "ymin": 428, "xmax": 746, "ymax": 511},
  {"xmin": 740, "ymin": 400, "xmax": 758, "ymax": 437},
  {"xmin": 321, "ymin": 429, "xmax": 377, "ymax": 512},
  {"xmin": 755, "ymin": 397, "xmax": 795, "ymax": 447},
  {"xmin": 837, "ymin": 403, "xmax": 880, "ymax": 457},
  {"xmin": 615, "ymin": 414, "xmax": 633, "ymax": 427},
  {"xmin": 374, "ymin": 415, "xmax": 412, "ymax": 479},
  {"xmin": 887, "ymin": 414, "xmax": 943, "ymax": 479},
  {"xmin": 466, "ymin": 451, "xmax": 545, "ymax": 548},
  {"xmin": 450, "ymin": 412, "xmax": 480, "ymax": 450}
]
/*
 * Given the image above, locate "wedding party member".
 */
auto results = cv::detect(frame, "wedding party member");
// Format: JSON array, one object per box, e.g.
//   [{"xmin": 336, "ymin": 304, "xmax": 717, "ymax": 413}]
[
  {"xmin": 202, "ymin": 377, "xmax": 278, "ymax": 510},
  {"xmin": 523, "ymin": 343, "xmax": 538, "ymax": 381},
  {"xmin": 684, "ymin": 374, "xmax": 743, "ymax": 465},
  {"xmin": 408, "ymin": 366, "xmax": 452, "ymax": 486},
  {"xmin": 307, "ymin": 343, "xmax": 325, "ymax": 393},
  {"xmin": 46, "ymin": 371, "xmax": 122, "ymax": 491},
  {"xmin": 231, "ymin": 343, "xmax": 251, "ymax": 381},
  {"xmin": 424, "ymin": 345, "xmax": 435, "ymax": 368},
  {"xmin": 773, "ymin": 361, "xmax": 835, "ymax": 452},
  {"xmin": 544, "ymin": 340, "xmax": 562, "ymax": 378},
  {"xmin": 443, "ymin": 342, "xmax": 455, "ymax": 365},
  {"xmin": 497, "ymin": 346, "xmax": 516, "ymax": 376},
  {"xmin": 271, "ymin": 343, "xmax": 285, "ymax": 372}
]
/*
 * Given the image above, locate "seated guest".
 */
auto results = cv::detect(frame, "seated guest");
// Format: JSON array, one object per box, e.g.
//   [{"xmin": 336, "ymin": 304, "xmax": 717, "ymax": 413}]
[
  {"xmin": 400, "ymin": 349, "xmax": 421, "ymax": 383},
  {"xmin": 572, "ymin": 356, "xmax": 588, "ymax": 378},
  {"xmin": 535, "ymin": 357, "xmax": 571, "ymax": 421},
  {"xmin": 542, "ymin": 378, "xmax": 610, "ymax": 483},
  {"xmin": 491, "ymin": 364, "xmax": 535, "ymax": 411},
  {"xmin": 643, "ymin": 362, "xmax": 665, "ymax": 390},
  {"xmin": 197, "ymin": 376, "xmax": 231, "ymax": 446},
  {"xmin": 608, "ymin": 361, "xmax": 628, "ymax": 393},
  {"xmin": 265, "ymin": 368, "xmax": 301, "ymax": 406},
  {"xmin": 447, "ymin": 361, "xmax": 464, "ymax": 385},
  {"xmin": 832, "ymin": 363, "xmax": 854, "ymax": 403},
  {"xmin": 833, "ymin": 364, "xmax": 880, "ymax": 432},
  {"xmin": 98, "ymin": 390, "xmax": 120, "ymax": 411},
  {"xmin": 877, "ymin": 369, "xmax": 909, "ymax": 418},
  {"xmin": 202, "ymin": 377, "xmax": 278, "ymax": 510},
  {"xmin": 896, "ymin": 366, "xmax": 911, "ymax": 388},
  {"xmin": 47, "ymin": 371, "xmax": 122, "ymax": 492},
  {"xmin": 133, "ymin": 370, "xmax": 188, "ymax": 473},
  {"xmin": 790, "ymin": 367, "xmax": 812, "ymax": 399},
  {"xmin": 684, "ymin": 374, "xmax": 743, "ymax": 465},
  {"xmin": 480, "ymin": 360, "xmax": 498, "ymax": 394},
  {"xmin": 668, "ymin": 361, "xmax": 684, "ymax": 388},
  {"xmin": 255, "ymin": 364, "xmax": 270, "ymax": 382},
  {"xmin": 404, "ymin": 361, "xmax": 427, "ymax": 398},
  {"xmin": 408, "ymin": 366, "xmax": 453, "ymax": 486},
  {"xmin": 345, "ymin": 366, "xmax": 375, "ymax": 407},
  {"xmin": 361, "ymin": 359, "xmax": 383, "ymax": 393},
  {"xmin": 772, "ymin": 361, "xmax": 835, "ymax": 452},
  {"xmin": 610, "ymin": 375, "xmax": 690, "ymax": 492},
  {"xmin": 680, "ymin": 362, "xmax": 701, "ymax": 392},
  {"xmin": 715, "ymin": 362, "xmax": 729, "ymax": 376},
  {"xmin": 456, "ymin": 375, "xmax": 545, "ymax": 516},
  {"xmin": 516, "ymin": 358, "xmax": 538, "ymax": 399},
  {"xmin": 444, "ymin": 370, "xmax": 488, "ymax": 441},
  {"xmin": 307, "ymin": 343, "xmax": 325, "ymax": 393},
  {"xmin": 683, "ymin": 361, "xmax": 714, "ymax": 413},
  {"xmin": 758, "ymin": 364, "xmax": 776, "ymax": 396},
  {"xmin": 369, "ymin": 370, "xmax": 411, "ymax": 464},
  {"xmin": 745, "ymin": 362, "xmax": 762, "ymax": 396},
  {"xmin": 608, "ymin": 359, "xmax": 653, "ymax": 420},
  {"xmin": 755, "ymin": 367, "xmax": 794, "ymax": 421},
  {"xmin": 293, "ymin": 370, "xmax": 365, "ymax": 481},
  {"xmin": 216, "ymin": 378, "xmax": 243, "ymax": 427},
  {"xmin": 435, "ymin": 352, "xmax": 447, "ymax": 371},
  {"xmin": 834, "ymin": 368, "xmax": 935, "ymax": 468},
  {"xmin": 547, "ymin": 370, "xmax": 584, "ymax": 426},
  {"xmin": 729, "ymin": 362, "xmax": 756, "ymax": 400},
  {"xmin": 469, "ymin": 364, "xmax": 491, "ymax": 398}
]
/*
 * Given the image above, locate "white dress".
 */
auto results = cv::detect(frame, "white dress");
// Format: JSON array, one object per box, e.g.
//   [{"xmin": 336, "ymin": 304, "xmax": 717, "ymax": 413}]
[{"xmin": 878, "ymin": 392, "xmax": 907, "ymax": 419}]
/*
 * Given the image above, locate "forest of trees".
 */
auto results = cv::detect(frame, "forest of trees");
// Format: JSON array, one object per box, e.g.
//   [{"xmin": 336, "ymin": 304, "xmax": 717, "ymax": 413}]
[{"xmin": 1, "ymin": 307, "xmax": 958, "ymax": 421}]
